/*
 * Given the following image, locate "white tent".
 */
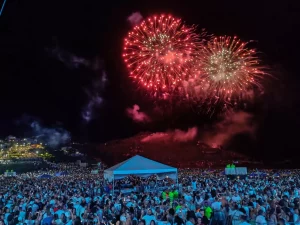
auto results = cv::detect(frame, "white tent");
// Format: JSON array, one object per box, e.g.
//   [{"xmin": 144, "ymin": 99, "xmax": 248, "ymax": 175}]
[{"xmin": 104, "ymin": 155, "xmax": 178, "ymax": 184}]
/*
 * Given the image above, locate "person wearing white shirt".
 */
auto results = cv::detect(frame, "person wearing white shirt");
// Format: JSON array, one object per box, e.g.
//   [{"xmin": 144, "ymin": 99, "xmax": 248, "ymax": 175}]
[
  {"xmin": 192, "ymin": 180, "xmax": 197, "ymax": 191},
  {"xmin": 249, "ymin": 188, "xmax": 255, "ymax": 196},
  {"xmin": 211, "ymin": 198, "xmax": 225, "ymax": 225},
  {"xmin": 195, "ymin": 195, "xmax": 203, "ymax": 206},
  {"xmin": 242, "ymin": 204, "xmax": 250, "ymax": 219},
  {"xmin": 240, "ymin": 215, "xmax": 251, "ymax": 225},
  {"xmin": 126, "ymin": 200, "xmax": 134, "ymax": 208},
  {"xmin": 114, "ymin": 200, "xmax": 121, "ymax": 212},
  {"xmin": 294, "ymin": 189, "xmax": 299, "ymax": 198},
  {"xmin": 260, "ymin": 205, "xmax": 266, "ymax": 213},
  {"xmin": 232, "ymin": 193, "xmax": 241, "ymax": 203},
  {"xmin": 55, "ymin": 207, "xmax": 65, "ymax": 218},
  {"xmin": 283, "ymin": 191, "xmax": 289, "ymax": 198},
  {"xmin": 268, "ymin": 208, "xmax": 277, "ymax": 225},
  {"xmin": 184, "ymin": 193, "xmax": 193, "ymax": 203},
  {"xmin": 230, "ymin": 205, "xmax": 244, "ymax": 225},
  {"xmin": 211, "ymin": 198, "xmax": 222, "ymax": 211},
  {"xmin": 18, "ymin": 210, "xmax": 26, "ymax": 222},
  {"xmin": 79, "ymin": 205, "xmax": 86, "ymax": 220},
  {"xmin": 142, "ymin": 209, "xmax": 156, "ymax": 225},
  {"xmin": 50, "ymin": 199, "xmax": 56, "ymax": 206},
  {"xmin": 256, "ymin": 210, "xmax": 267, "ymax": 225},
  {"xmin": 5, "ymin": 202, "xmax": 12, "ymax": 210},
  {"xmin": 186, "ymin": 216, "xmax": 195, "ymax": 225},
  {"xmin": 73, "ymin": 201, "xmax": 80, "ymax": 216},
  {"xmin": 85, "ymin": 196, "xmax": 91, "ymax": 204},
  {"xmin": 294, "ymin": 209, "xmax": 300, "ymax": 225}
]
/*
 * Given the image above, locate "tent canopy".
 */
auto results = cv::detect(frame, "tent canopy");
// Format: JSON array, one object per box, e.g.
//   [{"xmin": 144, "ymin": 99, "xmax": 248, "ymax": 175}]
[
  {"xmin": 55, "ymin": 171, "xmax": 68, "ymax": 177},
  {"xmin": 104, "ymin": 155, "xmax": 177, "ymax": 181},
  {"xmin": 38, "ymin": 174, "xmax": 52, "ymax": 179}
]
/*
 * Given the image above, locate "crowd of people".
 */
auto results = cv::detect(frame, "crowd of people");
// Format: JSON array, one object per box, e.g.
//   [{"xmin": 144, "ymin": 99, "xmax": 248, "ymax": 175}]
[{"xmin": 0, "ymin": 162, "xmax": 299, "ymax": 225}]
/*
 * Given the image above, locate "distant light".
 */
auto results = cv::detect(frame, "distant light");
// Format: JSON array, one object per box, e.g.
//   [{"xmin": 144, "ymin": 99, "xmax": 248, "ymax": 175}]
[{"xmin": 36, "ymin": 151, "xmax": 39, "ymax": 154}]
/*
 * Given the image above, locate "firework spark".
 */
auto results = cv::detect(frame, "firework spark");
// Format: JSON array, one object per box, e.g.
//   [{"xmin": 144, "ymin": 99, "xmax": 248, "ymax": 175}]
[
  {"xmin": 123, "ymin": 14, "xmax": 204, "ymax": 99},
  {"xmin": 195, "ymin": 36, "xmax": 266, "ymax": 103}
]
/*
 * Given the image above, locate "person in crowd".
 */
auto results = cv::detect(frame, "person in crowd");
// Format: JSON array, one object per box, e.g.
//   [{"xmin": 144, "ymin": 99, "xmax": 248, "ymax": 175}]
[
  {"xmin": 230, "ymin": 205, "xmax": 244, "ymax": 225},
  {"xmin": 142, "ymin": 209, "xmax": 156, "ymax": 225},
  {"xmin": 268, "ymin": 208, "xmax": 277, "ymax": 225},
  {"xmin": 256, "ymin": 209, "xmax": 267, "ymax": 225},
  {"xmin": 240, "ymin": 215, "xmax": 251, "ymax": 225}
]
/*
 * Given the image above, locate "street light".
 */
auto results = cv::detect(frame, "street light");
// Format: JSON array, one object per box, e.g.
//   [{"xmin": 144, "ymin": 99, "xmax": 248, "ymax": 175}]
[{"xmin": 36, "ymin": 151, "xmax": 39, "ymax": 154}]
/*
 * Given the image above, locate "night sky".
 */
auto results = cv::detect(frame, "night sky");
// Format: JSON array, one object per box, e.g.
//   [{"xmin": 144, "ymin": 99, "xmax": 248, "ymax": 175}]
[{"xmin": 1, "ymin": 0, "xmax": 300, "ymax": 160}]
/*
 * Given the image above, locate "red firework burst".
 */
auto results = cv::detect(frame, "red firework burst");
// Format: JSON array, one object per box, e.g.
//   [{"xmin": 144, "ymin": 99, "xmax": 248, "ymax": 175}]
[{"xmin": 123, "ymin": 14, "xmax": 204, "ymax": 98}]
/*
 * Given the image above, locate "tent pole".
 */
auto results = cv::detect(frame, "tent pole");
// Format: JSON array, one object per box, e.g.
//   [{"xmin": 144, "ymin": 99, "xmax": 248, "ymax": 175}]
[
  {"xmin": 155, "ymin": 174, "xmax": 158, "ymax": 191},
  {"xmin": 113, "ymin": 176, "xmax": 115, "ymax": 195},
  {"xmin": 176, "ymin": 170, "xmax": 178, "ymax": 189}
]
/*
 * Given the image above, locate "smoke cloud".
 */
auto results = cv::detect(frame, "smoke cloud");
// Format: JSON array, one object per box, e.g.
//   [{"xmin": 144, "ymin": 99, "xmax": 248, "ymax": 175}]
[
  {"xmin": 30, "ymin": 121, "xmax": 71, "ymax": 148},
  {"xmin": 46, "ymin": 40, "xmax": 107, "ymax": 123},
  {"xmin": 46, "ymin": 46, "xmax": 88, "ymax": 69},
  {"xmin": 141, "ymin": 127, "xmax": 198, "ymax": 143},
  {"xmin": 127, "ymin": 12, "xmax": 143, "ymax": 26},
  {"xmin": 82, "ymin": 72, "xmax": 107, "ymax": 123},
  {"xmin": 16, "ymin": 115, "xmax": 71, "ymax": 148},
  {"xmin": 45, "ymin": 39, "xmax": 100, "ymax": 71},
  {"xmin": 202, "ymin": 111, "xmax": 256, "ymax": 147},
  {"xmin": 126, "ymin": 104, "xmax": 150, "ymax": 123},
  {"xmin": 82, "ymin": 95, "xmax": 103, "ymax": 122}
]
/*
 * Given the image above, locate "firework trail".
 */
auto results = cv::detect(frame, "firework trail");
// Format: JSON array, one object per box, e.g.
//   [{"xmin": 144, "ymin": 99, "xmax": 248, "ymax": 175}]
[{"xmin": 123, "ymin": 14, "xmax": 206, "ymax": 100}]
